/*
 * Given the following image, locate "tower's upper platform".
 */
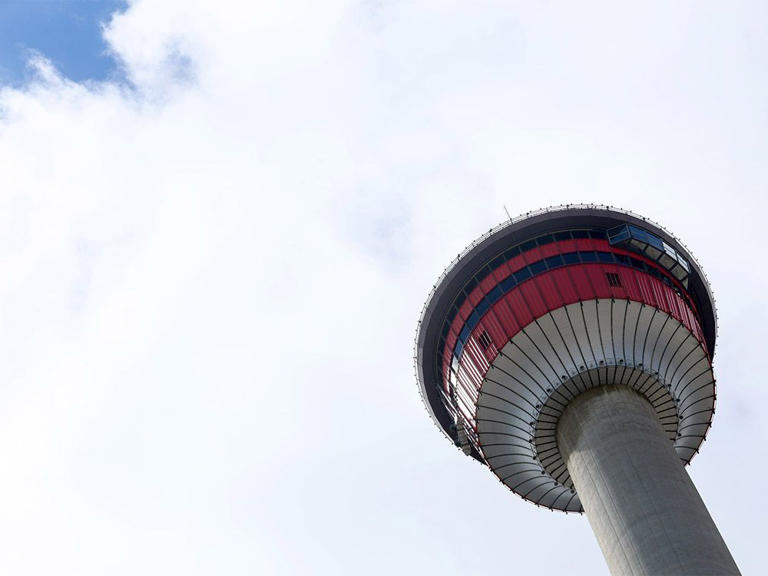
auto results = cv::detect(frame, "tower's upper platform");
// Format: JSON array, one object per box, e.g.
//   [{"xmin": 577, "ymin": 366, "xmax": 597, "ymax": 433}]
[{"xmin": 415, "ymin": 205, "xmax": 717, "ymax": 511}]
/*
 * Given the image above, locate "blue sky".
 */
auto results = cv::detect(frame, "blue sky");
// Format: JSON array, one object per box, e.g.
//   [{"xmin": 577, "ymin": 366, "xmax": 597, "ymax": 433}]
[{"xmin": 0, "ymin": 0, "xmax": 125, "ymax": 84}]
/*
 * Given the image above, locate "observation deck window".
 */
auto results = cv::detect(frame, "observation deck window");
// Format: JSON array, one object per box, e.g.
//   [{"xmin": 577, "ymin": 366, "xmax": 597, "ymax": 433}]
[
  {"xmin": 608, "ymin": 223, "xmax": 691, "ymax": 287},
  {"xmin": 545, "ymin": 254, "xmax": 564, "ymax": 269},
  {"xmin": 562, "ymin": 252, "xmax": 580, "ymax": 265},
  {"xmin": 515, "ymin": 267, "xmax": 532, "ymax": 282},
  {"xmin": 530, "ymin": 260, "xmax": 547, "ymax": 275}
]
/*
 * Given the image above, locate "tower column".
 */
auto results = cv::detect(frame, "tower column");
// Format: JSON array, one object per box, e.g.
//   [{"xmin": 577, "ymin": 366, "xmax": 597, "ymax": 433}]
[{"xmin": 557, "ymin": 386, "xmax": 740, "ymax": 576}]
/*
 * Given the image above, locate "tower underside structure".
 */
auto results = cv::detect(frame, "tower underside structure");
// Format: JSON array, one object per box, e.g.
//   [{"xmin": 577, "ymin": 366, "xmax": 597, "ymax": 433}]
[{"xmin": 415, "ymin": 206, "xmax": 739, "ymax": 575}]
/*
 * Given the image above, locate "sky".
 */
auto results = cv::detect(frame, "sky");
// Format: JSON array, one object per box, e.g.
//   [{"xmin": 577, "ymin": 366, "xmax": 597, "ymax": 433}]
[
  {"xmin": 0, "ymin": 1, "xmax": 766, "ymax": 574},
  {"xmin": 0, "ymin": 0, "xmax": 126, "ymax": 84}
]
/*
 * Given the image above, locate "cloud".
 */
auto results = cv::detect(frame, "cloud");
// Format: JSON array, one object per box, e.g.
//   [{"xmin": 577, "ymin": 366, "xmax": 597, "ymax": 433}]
[{"xmin": 0, "ymin": 1, "xmax": 766, "ymax": 574}]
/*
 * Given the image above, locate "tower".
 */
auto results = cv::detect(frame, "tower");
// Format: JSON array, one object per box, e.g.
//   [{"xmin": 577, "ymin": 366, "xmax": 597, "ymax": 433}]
[{"xmin": 415, "ymin": 205, "xmax": 740, "ymax": 575}]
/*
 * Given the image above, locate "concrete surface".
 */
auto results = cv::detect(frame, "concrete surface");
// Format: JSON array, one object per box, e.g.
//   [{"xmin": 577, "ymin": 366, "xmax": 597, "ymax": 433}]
[{"xmin": 557, "ymin": 385, "xmax": 739, "ymax": 575}]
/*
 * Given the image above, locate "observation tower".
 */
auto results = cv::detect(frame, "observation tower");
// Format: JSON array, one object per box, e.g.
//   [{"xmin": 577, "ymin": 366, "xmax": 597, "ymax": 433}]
[{"xmin": 415, "ymin": 205, "xmax": 740, "ymax": 575}]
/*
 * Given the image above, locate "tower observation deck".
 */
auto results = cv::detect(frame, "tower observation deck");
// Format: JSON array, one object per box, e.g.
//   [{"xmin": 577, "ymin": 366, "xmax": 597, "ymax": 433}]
[{"xmin": 415, "ymin": 205, "xmax": 740, "ymax": 575}]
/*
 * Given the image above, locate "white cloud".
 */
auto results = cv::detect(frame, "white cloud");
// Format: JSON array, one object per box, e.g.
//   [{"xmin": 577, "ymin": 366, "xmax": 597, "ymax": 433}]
[{"xmin": 0, "ymin": 0, "xmax": 765, "ymax": 574}]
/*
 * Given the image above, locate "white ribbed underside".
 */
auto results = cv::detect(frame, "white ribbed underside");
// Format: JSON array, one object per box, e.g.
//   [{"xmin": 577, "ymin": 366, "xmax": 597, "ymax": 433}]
[{"xmin": 470, "ymin": 299, "xmax": 714, "ymax": 512}]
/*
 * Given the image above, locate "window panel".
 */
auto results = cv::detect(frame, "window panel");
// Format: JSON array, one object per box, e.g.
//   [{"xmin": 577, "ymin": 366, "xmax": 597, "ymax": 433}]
[
  {"xmin": 520, "ymin": 239, "xmax": 537, "ymax": 252},
  {"xmin": 500, "ymin": 275, "xmax": 517, "ymax": 293},
  {"xmin": 659, "ymin": 253, "xmax": 676, "ymax": 269},
  {"xmin": 489, "ymin": 254, "xmax": 505, "ymax": 270},
  {"xmin": 530, "ymin": 260, "xmax": 547, "ymax": 275},
  {"xmin": 643, "ymin": 245, "xmax": 662, "ymax": 260},
  {"xmin": 487, "ymin": 285, "xmax": 503, "ymax": 304},
  {"xmin": 476, "ymin": 298, "xmax": 490, "ymax": 316},
  {"xmin": 514, "ymin": 267, "xmax": 532, "ymax": 282},
  {"xmin": 545, "ymin": 254, "xmax": 564, "ymax": 269},
  {"xmin": 590, "ymin": 230, "xmax": 608, "ymax": 240},
  {"xmin": 562, "ymin": 252, "xmax": 580, "ymax": 265}
]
